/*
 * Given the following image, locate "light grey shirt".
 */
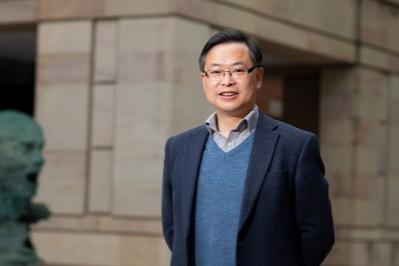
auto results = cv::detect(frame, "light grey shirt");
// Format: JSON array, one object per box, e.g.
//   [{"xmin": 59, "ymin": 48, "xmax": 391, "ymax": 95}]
[{"xmin": 204, "ymin": 105, "xmax": 259, "ymax": 152}]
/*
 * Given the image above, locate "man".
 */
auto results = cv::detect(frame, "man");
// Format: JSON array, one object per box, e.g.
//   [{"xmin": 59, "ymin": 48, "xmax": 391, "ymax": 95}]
[{"xmin": 162, "ymin": 29, "xmax": 334, "ymax": 266}]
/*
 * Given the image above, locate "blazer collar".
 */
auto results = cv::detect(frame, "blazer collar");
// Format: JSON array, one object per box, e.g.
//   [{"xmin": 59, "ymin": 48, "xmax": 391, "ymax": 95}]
[{"xmin": 238, "ymin": 113, "xmax": 279, "ymax": 233}]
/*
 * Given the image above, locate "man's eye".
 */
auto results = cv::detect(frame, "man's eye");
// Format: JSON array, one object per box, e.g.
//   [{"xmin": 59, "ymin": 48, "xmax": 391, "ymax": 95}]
[
  {"xmin": 232, "ymin": 69, "xmax": 245, "ymax": 74},
  {"xmin": 209, "ymin": 70, "xmax": 222, "ymax": 75}
]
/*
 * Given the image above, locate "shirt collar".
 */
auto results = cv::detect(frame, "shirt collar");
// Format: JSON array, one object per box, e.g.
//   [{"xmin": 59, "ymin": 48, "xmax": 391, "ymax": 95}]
[{"xmin": 204, "ymin": 105, "xmax": 259, "ymax": 134}]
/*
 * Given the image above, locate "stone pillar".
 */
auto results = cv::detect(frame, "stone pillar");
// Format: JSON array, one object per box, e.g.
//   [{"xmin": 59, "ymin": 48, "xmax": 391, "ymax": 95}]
[
  {"xmin": 112, "ymin": 17, "xmax": 212, "ymax": 217},
  {"xmin": 319, "ymin": 68, "xmax": 357, "ymax": 226},
  {"xmin": 320, "ymin": 67, "xmax": 395, "ymax": 266},
  {"xmin": 32, "ymin": 16, "xmax": 212, "ymax": 266},
  {"xmin": 35, "ymin": 21, "xmax": 93, "ymax": 214},
  {"xmin": 387, "ymin": 75, "xmax": 399, "ymax": 228}
]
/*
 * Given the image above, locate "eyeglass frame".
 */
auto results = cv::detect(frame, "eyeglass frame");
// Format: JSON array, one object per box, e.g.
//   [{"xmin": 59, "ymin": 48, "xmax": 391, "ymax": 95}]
[{"xmin": 202, "ymin": 64, "xmax": 261, "ymax": 80}]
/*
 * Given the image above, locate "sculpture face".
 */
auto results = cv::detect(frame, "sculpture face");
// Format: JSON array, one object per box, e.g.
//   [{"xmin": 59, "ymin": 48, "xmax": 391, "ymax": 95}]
[
  {"xmin": 0, "ymin": 110, "xmax": 48, "ymax": 266},
  {"xmin": 0, "ymin": 111, "xmax": 45, "ymax": 199}
]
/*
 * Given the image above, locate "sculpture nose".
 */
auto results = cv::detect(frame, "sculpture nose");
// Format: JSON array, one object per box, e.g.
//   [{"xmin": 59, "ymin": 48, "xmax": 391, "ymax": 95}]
[{"xmin": 34, "ymin": 155, "xmax": 45, "ymax": 169}]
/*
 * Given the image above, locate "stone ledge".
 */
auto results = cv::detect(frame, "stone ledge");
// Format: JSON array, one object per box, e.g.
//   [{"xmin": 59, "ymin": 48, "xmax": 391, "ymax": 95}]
[
  {"xmin": 335, "ymin": 225, "xmax": 399, "ymax": 241},
  {"xmin": 360, "ymin": 45, "xmax": 399, "ymax": 74},
  {"xmin": 33, "ymin": 0, "xmax": 356, "ymax": 63},
  {"xmin": 0, "ymin": 0, "xmax": 37, "ymax": 24},
  {"xmin": 32, "ymin": 214, "xmax": 162, "ymax": 235},
  {"xmin": 31, "ymin": 231, "xmax": 166, "ymax": 266}
]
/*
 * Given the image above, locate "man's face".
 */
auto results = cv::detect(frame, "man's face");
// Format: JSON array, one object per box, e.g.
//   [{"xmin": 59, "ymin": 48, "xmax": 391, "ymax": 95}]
[{"xmin": 201, "ymin": 42, "xmax": 264, "ymax": 117}]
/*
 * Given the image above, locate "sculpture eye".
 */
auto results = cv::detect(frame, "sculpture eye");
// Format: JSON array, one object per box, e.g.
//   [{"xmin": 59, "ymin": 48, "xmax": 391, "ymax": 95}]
[{"xmin": 23, "ymin": 143, "xmax": 35, "ymax": 153}]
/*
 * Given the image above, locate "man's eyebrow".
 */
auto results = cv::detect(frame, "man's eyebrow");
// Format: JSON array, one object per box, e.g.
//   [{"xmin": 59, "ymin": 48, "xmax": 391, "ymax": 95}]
[
  {"xmin": 209, "ymin": 63, "xmax": 221, "ymax": 67},
  {"xmin": 208, "ymin": 61, "xmax": 245, "ymax": 68}
]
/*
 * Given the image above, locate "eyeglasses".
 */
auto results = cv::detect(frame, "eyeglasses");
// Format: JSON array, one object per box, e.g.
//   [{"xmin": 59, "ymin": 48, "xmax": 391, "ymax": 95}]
[{"xmin": 203, "ymin": 65, "xmax": 260, "ymax": 80}]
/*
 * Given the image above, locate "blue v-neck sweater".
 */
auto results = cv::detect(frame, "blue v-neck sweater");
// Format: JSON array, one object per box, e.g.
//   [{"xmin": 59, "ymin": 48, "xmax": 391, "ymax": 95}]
[{"xmin": 195, "ymin": 133, "xmax": 255, "ymax": 266}]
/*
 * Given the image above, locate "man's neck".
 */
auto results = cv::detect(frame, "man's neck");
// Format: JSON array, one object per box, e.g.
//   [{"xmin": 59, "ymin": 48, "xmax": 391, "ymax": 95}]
[{"xmin": 216, "ymin": 106, "xmax": 254, "ymax": 137}]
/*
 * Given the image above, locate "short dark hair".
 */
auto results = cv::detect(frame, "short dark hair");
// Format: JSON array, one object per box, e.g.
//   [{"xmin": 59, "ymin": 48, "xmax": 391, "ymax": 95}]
[{"xmin": 198, "ymin": 29, "xmax": 263, "ymax": 71}]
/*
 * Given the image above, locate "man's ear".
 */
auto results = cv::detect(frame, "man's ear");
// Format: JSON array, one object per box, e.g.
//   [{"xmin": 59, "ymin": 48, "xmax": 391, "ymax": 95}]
[{"xmin": 255, "ymin": 67, "xmax": 264, "ymax": 90}]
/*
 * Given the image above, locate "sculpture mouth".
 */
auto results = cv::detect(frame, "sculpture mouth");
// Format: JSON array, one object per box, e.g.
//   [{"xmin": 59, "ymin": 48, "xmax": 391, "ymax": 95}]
[{"xmin": 27, "ymin": 172, "xmax": 38, "ymax": 183}]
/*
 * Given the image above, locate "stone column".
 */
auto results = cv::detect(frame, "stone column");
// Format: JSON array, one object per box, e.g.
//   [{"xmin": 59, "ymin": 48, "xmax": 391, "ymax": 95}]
[
  {"xmin": 320, "ymin": 67, "xmax": 394, "ymax": 266},
  {"xmin": 33, "ymin": 16, "xmax": 213, "ymax": 266},
  {"xmin": 386, "ymin": 75, "xmax": 399, "ymax": 266},
  {"xmin": 35, "ymin": 21, "xmax": 93, "ymax": 214},
  {"xmin": 112, "ymin": 17, "xmax": 212, "ymax": 217}
]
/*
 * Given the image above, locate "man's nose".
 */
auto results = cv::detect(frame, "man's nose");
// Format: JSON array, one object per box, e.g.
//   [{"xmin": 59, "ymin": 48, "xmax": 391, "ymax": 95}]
[{"xmin": 221, "ymin": 71, "xmax": 235, "ymax": 86}]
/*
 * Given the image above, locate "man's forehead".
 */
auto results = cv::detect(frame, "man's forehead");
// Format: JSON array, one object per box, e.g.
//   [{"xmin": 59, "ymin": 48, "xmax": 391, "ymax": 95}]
[
  {"xmin": 205, "ymin": 43, "xmax": 252, "ymax": 66},
  {"xmin": 207, "ymin": 43, "xmax": 249, "ymax": 55}
]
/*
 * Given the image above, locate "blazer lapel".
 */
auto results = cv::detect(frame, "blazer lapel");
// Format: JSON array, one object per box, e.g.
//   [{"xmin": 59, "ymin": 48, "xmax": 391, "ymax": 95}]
[
  {"xmin": 238, "ymin": 113, "xmax": 279, "ymax": 233},
  {"xmin": 180, "ymin": 126, "xmax": 209, "ymax": 242}
]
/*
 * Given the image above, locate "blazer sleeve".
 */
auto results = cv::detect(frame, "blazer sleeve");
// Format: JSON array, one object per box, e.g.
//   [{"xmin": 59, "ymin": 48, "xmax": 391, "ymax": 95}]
[
  {"xmin": 162, "ymin": 138, "xmax": 174, "ymax": 250},
  {"xmin": 294, "ymin": 133, "xmax": 334, "ymax": 266}
]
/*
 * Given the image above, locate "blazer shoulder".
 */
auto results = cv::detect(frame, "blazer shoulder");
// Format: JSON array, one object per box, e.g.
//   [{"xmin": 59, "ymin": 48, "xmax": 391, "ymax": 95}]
[
  {"xmin": 259, "ymin": 113, "xmax": 317, "ymax": 146},
  {"xmin": 275, "ymin": 119, "xmax": 314, "ymax": 139},
  {"xmin": 166, "ymin": 125, "xmax": 208, "ymax": 147}
]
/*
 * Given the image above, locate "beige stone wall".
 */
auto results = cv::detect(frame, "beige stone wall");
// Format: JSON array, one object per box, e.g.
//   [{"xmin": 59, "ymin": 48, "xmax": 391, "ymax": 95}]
[
  {"xmin": 0, "ymin": 0, "xmax": 37, "ymax": 24},
  {"xmin": 35, "ymin": 21, "xmax": 92, "ymax": 214},
  {"xmin": 320, "ymin": 68, "xmax": 399, "ymax": 265},
  {"xmin": 319, "ymin": 2, "xmax": 399, "ymax": 264},
  {"xmin": 360, "ymin": 0, "xmax": 399, "ymax": 74},
  {"xmin": 0, "ymin": 0, "xmax": 357, "ymax": 63},
  {"xmin": 111, "ymin": 17, "xmax": 212, "ymax": 217},
  {"xmin": 218, "ymin": 0, "xmax": 357, "ymax": 40},
  {"xmin": 33, "ymin": 16, "xmax": 212, "ymax": 265},
  {"xmin": 31, "ymin": 215, "xmax": 170, "ymax": 266}
]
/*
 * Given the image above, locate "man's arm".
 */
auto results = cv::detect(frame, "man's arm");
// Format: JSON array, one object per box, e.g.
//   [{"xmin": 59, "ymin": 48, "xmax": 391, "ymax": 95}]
[
  {"xmin": 162, "ymin": 139, "xmax": 174, "ymax": 250},
  {"xmin": 294, "ymin": 133, "xmax": 334, "ymax": 266}
]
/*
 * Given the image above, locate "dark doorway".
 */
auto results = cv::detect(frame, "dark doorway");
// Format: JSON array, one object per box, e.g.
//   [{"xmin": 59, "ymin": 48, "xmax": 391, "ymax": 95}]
[
  {"xmin": 0, "ymin": 25, "xmax": 36, "ymax": 116},
  {"xmin": 257, "ymin": 67, "xmax": 320, "ymax": 135}
]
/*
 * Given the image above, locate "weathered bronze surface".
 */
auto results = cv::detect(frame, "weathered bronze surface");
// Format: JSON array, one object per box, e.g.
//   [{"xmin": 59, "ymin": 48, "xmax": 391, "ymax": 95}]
[{"xmin": 0, "ymin": 110, "xmax": 50, "ymax": 266}]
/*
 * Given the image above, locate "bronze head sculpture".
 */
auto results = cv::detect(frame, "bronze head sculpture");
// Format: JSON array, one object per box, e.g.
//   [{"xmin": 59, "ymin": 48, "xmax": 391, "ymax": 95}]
[{"xmin": 0, "ymin": 110, "xmax": 50, "ymax": 266}]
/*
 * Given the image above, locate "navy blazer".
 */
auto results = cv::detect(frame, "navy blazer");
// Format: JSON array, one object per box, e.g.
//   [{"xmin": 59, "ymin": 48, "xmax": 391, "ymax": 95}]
[{"xmin": 162, "ymin": 112, "xmax": 334, "ymax": 266}]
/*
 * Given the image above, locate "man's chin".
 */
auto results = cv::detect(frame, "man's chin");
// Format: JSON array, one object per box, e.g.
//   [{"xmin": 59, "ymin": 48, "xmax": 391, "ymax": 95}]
[{"xmin": 215, "ymin": 105, "xmax": 253, "ymax": 117}]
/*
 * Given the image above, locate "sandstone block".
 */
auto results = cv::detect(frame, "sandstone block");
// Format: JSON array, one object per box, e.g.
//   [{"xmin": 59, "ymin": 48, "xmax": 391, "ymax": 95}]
[
  {"xmin": 32, "ymin": 231, "xmax": 164, "ymax": 266},
  {"xmin": 88, "ymin": 150, "xmax": 112, "ymax": 213},
  {"xmin": 360, "ymin": 46, "xmax": 399, "ymax": 74},
  {"xmin": 112, "ymin": 150, "xmax": 163, "ymax": 216},
  {"xmin": 35, "ymin": 84, "xmax": 89, "ymax": 151},
  {"xmin": 0, "ymin": 0, "xmax": 37, "ymax": 24},
  {"xmin": 111, "ymin": 17, "xmax": 212, "ymax": 216},
  {"xmin": 37, "ymin": 54, "xmax": 90, "ymax": 85},
  {"xmin": 94, "ymin": 20, "xmax": 118, "ymax": 82},
  {"xmin": 38, "ymin": 21, "xmax": 92, "ymax": 54},
  {"xmin": 221, "ymin": 0, "xmax": 356, "ymax": 40},
  {"xmin": 387, "ymin": 178, "xmax": 399, "ymax": 227},
  {"xmin": 361, "ymin": 0, "xmax": 399, "ymax": 53},
  {"xmin": 35, "ymin": 151, "xmax": 87, "ymax": 214},
  {"xmin": 38, "ymin": 0, "xmax": 106, "ymax": 19},
  {"xmin": 91, "ymin": 84, "xmax": 115, "ymax": 147}
]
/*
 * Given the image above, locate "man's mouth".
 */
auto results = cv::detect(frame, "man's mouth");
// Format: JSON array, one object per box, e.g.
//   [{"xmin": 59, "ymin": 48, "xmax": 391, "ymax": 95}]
[{"xmin": 219, "ymin": 91, "xmax": 238, "ymax": 96}]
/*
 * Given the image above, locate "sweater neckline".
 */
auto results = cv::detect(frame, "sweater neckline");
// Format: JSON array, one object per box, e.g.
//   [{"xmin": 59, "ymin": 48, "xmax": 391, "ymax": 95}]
[{"xmin": 207, "ymin": 131, "xmax": 255, "ymax": 157}]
